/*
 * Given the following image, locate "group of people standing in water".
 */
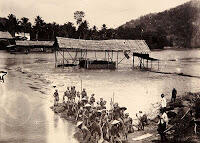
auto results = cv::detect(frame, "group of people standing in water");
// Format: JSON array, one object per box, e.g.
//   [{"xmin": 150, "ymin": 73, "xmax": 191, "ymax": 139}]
[{"xmin": 52, "ymin": 86, "xmax": 177, "ymax": 143}]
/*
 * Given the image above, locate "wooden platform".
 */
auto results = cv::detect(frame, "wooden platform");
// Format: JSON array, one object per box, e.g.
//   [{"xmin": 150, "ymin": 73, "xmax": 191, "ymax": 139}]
[{"xmin": 79, "ymin": 59, "xmax": 116, "ymax": 69}]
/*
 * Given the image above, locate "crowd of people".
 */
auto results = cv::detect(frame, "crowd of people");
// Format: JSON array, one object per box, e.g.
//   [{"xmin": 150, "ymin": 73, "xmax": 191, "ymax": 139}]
[
  {"xmin": 52, "ymin": 86, "xmax": 178, "ymax": 143},
  {"xmin": 53, "ymin": 86, "xmax": 137, "ymax": 143}
]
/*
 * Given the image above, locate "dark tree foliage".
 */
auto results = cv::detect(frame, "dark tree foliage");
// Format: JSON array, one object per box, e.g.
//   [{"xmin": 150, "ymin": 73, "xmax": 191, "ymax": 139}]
[
  {"xmin": 0, "ymin": 1, "xmax": 199, "ymax": 49},
  {"xmin": 121, "ymin": 1, "xmax": 199, "ymax": 48}
]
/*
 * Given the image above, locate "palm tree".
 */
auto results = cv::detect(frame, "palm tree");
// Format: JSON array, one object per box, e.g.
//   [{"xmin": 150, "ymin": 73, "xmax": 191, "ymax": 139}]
[
  {"xmin": 7, "ymin": 14, "xmax": 19, "ymax": 37},
  {"xmin": 20, "ymin": 17, "xmax": 29, "ymax": 37},
  {"xmin": 34, "ymin": 16, "xmax": 45, "ymax": 40}
]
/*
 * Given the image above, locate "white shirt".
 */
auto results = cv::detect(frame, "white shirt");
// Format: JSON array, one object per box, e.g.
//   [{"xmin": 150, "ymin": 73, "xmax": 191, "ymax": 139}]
[
  {"xmin": 161, "ymin": 97, "xmax": 167, "ymax": 108},
  {"xmin": 161, "ymin": 112, "xmax": 169, "ymax": 125}
]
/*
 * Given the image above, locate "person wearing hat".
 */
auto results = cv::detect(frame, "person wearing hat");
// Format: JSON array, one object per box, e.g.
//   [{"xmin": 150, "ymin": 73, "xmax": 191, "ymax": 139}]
[
  {"xmin": 113, "ymin": 103, "xmax": 121, "ymax": 120},
  {"xmin": 100, "ymin": 98, "xmax": 106, "ymax": 110},
  {"xmin": 81, "ymin": 97, "xmax": 88, "ymax": 107},
  {"xmin": 161, "ymin": 94, "xmax": 167, "ymax": 112},
  {"xmin": 71, "ymin": 86, "xmax": 76, "ymax": 102},
  {"xmin": 89, "ymin": 117, "xmax": 102, "ymax": 142},
  {"xmin": 136, "ymin": 111, "xmax": 147, "ymax": 130},
  {"xmin": 89, "ymin": 94, "xmax": 95, "ymax": 106},
  {"xmin": 53, "ymin": 89, "xmax": 59, "ymax": 106},
  {"xmin": 110, "ymin": 120, "xmax": 121, "ymax": 142},
  {"xmin": 77, "ymin": 121, "xmax": 91, "ymax": 143},
  {"xmin": 81, "ymin": 88, "xmax": 87, "ymax": 99},
  {"xmin": 124, "ymin": 113, "xmax": 134, "ymax": 133},
  {"xmin": 65, "ymin": 87, "xmax": 71, "ymax": 101},
  {"xmin": 120, "ymin": 107, "xmax": 127, "ymax": 120},
  {"xmin": 63, "ymin": 89, "xmax": 69, "ymax": 103}
]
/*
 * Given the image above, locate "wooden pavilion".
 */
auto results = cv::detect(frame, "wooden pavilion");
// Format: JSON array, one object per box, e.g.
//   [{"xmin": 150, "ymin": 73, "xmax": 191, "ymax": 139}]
[{"xmin": 55, "ymin": 37, "xmax": 159, "ymax": 70}]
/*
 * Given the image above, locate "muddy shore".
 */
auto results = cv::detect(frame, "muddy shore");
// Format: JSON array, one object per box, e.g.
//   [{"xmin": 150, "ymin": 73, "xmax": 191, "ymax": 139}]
[{"xmin": 51, "ymin": 92, "xmax": 200, "ymax": 143}]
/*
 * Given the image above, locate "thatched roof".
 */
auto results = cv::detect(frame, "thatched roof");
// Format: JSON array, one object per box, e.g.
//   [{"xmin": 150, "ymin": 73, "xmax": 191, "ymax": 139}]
[
  {"xmin": 57, "ymin": 37, "xmax": 150, "ymax": 53},
  {"xmin": 16, "ymin": 40, "xmax": 54, "ymax": 47},
  {"xmin": 0, "ymin": 31, "xmax": 12, "ymax": 39}
]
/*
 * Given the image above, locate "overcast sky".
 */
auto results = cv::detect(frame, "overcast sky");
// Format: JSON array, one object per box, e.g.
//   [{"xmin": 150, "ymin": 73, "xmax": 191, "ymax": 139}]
[{"xmin": 0, "ymin": 0, "xmax": 191, "ymax": 28}]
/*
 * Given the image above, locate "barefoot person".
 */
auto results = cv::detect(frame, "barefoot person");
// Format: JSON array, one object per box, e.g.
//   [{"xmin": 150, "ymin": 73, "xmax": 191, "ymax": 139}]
[
  {"xmin": 157, "ymin": 109, "xmax": 168, "ymax": 142},
  {"xmin": 171, "ymin": 88, "xmax": 177, "ymax": 103},
  {"xmin": 161, "ymin": 94, "xmax": 167, "ymax": 111},
  {"xmin": 53, "ymin": 89, "xmax": 59, "ymax": 106}
]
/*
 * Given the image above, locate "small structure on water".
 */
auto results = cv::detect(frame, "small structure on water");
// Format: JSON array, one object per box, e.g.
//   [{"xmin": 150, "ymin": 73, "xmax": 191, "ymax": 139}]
[
  {"xmin": 0, "ymin": 31, "xmax": 14, "ymax": 50},
  {"xmin": 55, "ymin": 37, "xmax": 159, "ymax": 70},
  {"xmin": 9, "ymin": 40, "xmax": 55, "ymax": 54}
]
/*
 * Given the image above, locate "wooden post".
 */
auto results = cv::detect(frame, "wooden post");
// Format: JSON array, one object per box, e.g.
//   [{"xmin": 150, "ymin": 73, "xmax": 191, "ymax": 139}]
[
  {"xmin": 107, "ymin": 51, "xmax": 109, "ymax": 69},
  {"xmin": 95, "ymin": 51, "xmax": 97, "ymax": 60},
  {"xmin": 132, "ymin": 53, "xmax": 134, "ymax": 68},
  {"xmin": 105, "ymin": 51, "xmax": 106, "ymax": 60},
  {"xmin": 112, "ymin": 50, "xmax": 113, "ymax": 61},
  {"xmin": 151, "ymin": 60, "xmax": 152, "ymax": 70},
  {"xmin": 62, "ymin": 50, "xmax": 64, "ymax": 68},
  {"xmin": 147, "ymin": 59, "xmax": 148, "ymax": 69},
  {"xmin": 85, "ymin": 50, "xmax": 87, "ymax": 68},
  {"xmin": 158, "ymin": 60, "xmax": 159, "ymax": 71},
  {"xmin": 107, "ymin": 51, "xmax": 109, "ymax": 61},
  {"xmin": 143, "ymin": 58, "xmax": 144, "ymax": 68},
  {"xmin": 117, "ymin": 51, "xmax": 119, "ymax": 69},
  {"xmin": 55, "ymin": 50, "xmax": 57, "ymax": 68}
]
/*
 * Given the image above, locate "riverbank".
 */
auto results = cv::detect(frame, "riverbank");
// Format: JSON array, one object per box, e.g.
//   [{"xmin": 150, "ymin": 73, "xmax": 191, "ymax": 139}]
[
  {"xmin": 1, "ymin": 49, "xmax": 200, "ymax": 143},
  {"xmin": 51, "ymin": 91, "xmax": 200, "ymax": 143}
]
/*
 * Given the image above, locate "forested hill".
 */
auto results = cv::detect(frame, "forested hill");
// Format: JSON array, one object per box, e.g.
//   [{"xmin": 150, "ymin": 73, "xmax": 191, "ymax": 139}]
[{"xmin": 119, "ymin": 0, "xmax": 200, "ymax": 49}]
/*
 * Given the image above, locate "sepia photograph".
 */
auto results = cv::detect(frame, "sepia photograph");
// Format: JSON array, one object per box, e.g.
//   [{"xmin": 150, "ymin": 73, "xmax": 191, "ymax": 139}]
[{"xmin": 0, "ymin": 0, "xmax": 200, "ymax": 142}]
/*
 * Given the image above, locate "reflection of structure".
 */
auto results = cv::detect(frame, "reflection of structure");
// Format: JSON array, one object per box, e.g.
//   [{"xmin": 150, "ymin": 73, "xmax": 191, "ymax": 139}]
[
  {"xmin": 55, "ymin": 37, "xmax": 159, "ymax": 70},
  {"xmin": 9, "ymin": 40, "xmax": 54, "ymax": 54}
]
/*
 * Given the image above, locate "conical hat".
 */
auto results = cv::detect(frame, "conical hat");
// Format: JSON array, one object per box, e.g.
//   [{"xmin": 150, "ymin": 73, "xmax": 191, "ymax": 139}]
[
  {"xmin": 76, "ymin": 121, "xmax": 83, "ymax": 127},
  {"xmin": 85, "ymin": 104, "xmax": 91, "ymax": 107},
  {"xmin": 111, "ymin": 120, "xmax": 120, "ymax": 125}
]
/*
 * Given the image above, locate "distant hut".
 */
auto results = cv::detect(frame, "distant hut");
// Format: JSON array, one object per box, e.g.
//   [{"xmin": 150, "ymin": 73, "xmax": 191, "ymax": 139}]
[
  {"xmin": 11, "ymin": 40, "xmax": 55, "ymax": 53},
  {"xmin": 0, "ymin": 31, "xmax": 14, "ymax": 50}
]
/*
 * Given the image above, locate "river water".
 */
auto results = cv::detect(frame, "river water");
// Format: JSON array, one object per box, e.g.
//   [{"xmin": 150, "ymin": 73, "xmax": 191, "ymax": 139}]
[{"xmin": 0, "ymin": 49, "xmax": 200, "ymax": 143}]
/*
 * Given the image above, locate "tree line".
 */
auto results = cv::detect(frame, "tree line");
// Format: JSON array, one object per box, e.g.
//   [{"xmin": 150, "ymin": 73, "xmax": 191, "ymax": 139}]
[{"xmin": 0, "ymin": 11, "xmax": 174, "ymax": 49}]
